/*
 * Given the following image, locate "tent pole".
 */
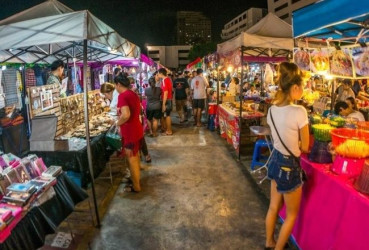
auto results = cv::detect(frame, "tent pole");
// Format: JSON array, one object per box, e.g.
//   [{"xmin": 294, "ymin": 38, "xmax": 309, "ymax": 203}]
[
  {"xmin": 22, "ymin": 64, "xmax": 31, "ymax": 138},
  {"xmin": 239, "ymin": 47, "xmax": 245, "ymax": 160},
  {"xmin": 83, "ymin": 39, "xmax": 101, "ymax": 228},
  {"xmin": 217, "ymin": 65, "xmax": 220, "ymax": 106}
]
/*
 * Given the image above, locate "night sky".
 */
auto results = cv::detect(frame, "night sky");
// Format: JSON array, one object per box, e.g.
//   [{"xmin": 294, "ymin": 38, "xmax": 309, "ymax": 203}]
[{"xmin": 0, "ymin": 0, "xmax": 267, "ymax": 50}]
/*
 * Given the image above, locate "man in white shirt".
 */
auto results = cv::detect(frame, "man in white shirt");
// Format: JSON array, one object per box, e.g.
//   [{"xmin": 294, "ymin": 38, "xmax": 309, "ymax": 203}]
[
  {"xmin": 334, "ymin": 101, "xmax": 365, "ymax": 121},
  {"xmin": 191, "ymin": 68, "xmax": 209, "ymax": 127}
]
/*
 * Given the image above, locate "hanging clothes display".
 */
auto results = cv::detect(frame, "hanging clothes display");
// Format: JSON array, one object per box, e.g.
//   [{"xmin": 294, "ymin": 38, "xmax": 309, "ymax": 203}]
[
  {"xmin": 25, "ymin": 68, "xmax": 36, "ymax": 87},
  {"xmin": 71, "ymin": 66, "xmax": 82, "ymax": 94},
  {"xmin": 16, "ymin": 71, "xmax": 23, "ymax": 109},
  {"xmin": 33, "ymin": 65, "xmax": 44, "ymax": 86},
  {"xmin": 0, "ymin": 70, "xmax": 5, "ymax": 109},
  {"xmin": 2, "ymin": 68, "xmax": 18, "ymax": 106}
]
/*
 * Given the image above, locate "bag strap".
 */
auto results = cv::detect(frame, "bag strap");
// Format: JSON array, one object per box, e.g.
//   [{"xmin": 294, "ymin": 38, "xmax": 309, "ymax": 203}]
[{"xmin": 270, "ymin": 108, "xmax": 299, "ymax": 161}]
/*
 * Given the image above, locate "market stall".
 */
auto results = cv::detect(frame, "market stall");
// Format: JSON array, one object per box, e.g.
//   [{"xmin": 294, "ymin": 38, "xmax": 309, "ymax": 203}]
[
  {"xmin": 217, "ymin": 13, "xmax": 293, "ymax": 156},
  {"xmin": 0, "ymin": 153, "xmax": 88, "ymax": 249},
  {"xmin": 278, "ymin": 1, "xmax": 369, "ymax": 248},
  {"xmin": 0, "ymin": 0, "xmax": 140, "ymax": 227}
]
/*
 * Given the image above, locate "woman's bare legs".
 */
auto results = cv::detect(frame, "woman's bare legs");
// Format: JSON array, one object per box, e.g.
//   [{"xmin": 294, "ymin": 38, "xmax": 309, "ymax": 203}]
[
  {"xmin": 275, "ymin": 186, "xmax": 302, "ymax": 250},
  {"xmin": 265, "ymin": 180, "xmax": 283, "ymax": 248},
  {"xmin": 126, "ymin": 149, "xmax": 141, "ymax": 192}
]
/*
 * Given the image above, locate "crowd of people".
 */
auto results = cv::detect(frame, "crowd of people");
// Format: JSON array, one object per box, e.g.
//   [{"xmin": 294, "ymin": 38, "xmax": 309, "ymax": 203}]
[{"xmin": 101, "ymin": 67, "xmax": 213, "ymax": 193}]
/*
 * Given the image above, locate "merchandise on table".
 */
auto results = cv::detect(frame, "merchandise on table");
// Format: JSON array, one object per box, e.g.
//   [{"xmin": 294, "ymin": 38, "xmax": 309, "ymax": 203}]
[{"xmin": 355, "ymin": 159, "xmax": 369, "ymax": 194}]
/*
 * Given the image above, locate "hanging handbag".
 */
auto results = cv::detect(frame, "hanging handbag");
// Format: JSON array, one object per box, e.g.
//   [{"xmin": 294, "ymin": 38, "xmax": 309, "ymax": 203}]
[{"xmin": 270, "ymin": 109, "xmax": 307, "ymax": 181}]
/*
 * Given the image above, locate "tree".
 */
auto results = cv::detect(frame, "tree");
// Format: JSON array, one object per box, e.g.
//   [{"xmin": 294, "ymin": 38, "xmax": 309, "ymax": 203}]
[{"xmin": 188, "ymin": 42, "xmax": 217, "ymax": 62}]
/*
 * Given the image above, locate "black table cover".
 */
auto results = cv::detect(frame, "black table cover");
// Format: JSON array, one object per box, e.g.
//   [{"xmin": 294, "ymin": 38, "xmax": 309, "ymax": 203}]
[
  {"xmin": 0, "ymin": 173, "xmax": 88, "ymax": 250},
  {"xmin": 30, "ymin": 133, "xmax": 114, "ymax": 187}
]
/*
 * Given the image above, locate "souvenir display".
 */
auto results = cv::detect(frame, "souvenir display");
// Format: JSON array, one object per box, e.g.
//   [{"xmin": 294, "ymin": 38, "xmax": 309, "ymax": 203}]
[{"xmin": 42, "ymin": 165, "xmax": 62, "ymax": 178}]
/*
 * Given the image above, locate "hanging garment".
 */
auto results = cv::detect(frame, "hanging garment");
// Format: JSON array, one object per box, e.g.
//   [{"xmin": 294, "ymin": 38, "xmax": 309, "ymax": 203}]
[
  {"xmin": 25, "ymin": 68, "xmax": 36, "ymax": 87},
  {"xmin": 33, "ymin": 65, "xmax": 44, "ymax": 86},
  {"xmin": 16, "ymin": 71, "xmax": 22, "ymax": 109},
  {"xmin": 2, "ymin": 68, "xmax": 18, "ymax": 106}
]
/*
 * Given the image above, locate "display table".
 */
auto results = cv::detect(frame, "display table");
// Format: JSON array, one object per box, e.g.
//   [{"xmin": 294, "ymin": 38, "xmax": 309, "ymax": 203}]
[
  {"xmin": 218, "ymin": 104, "xmax": 264, "ymax": 153},
  {"xmin": 279, "ymin": 155, "xmax": 369, "ymax": 250},
  {"xmin": 30, "ymin": 133, "xmax": 113, "ymax": 187},
  {"xmin": 0, "ymin": 173, "xmax": 88, "ymax": 250}
]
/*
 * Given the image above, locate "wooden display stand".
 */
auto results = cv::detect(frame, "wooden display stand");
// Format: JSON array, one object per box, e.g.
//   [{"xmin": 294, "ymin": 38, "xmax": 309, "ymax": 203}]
[
  {"xmin": 27, "ymin": 86, "xmax": 105, "ymax": 137},
  {"xmin": 27, "ymin": 84, "xmax": 63, "ymax": 137},
  {"xmin": 59, "ymin": 90, "xmax": 104, "ymax": 135}
]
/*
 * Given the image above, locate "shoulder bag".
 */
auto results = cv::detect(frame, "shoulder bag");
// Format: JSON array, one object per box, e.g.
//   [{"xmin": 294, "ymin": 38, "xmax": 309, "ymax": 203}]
[{"xmin": 270, "ymin": 109, "xmax": 307, "ymax": 181}]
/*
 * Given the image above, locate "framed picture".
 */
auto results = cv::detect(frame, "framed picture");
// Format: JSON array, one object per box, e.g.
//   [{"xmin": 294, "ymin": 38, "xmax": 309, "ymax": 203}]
[{"xmin": 40, "ymin": 90, "xmax": 54, "ymax": 111}]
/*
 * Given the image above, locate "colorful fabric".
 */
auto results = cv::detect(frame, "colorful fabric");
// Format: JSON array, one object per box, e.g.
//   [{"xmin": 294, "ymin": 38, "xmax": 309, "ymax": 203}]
[
  {"xmin": 25, "ymin": 68, "xmax": 36, "ymax": 87},
  {"xmin": 2, "ymin": 68, "xmax": 18, "ymax": 106}
]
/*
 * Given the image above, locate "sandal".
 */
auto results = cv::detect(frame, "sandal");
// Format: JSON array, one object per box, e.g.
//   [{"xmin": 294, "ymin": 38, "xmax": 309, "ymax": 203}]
[
  {"xmin": 124, "ymin": 184, "xmax": 140, "ymax": 193},
  {"xmin": 145, "ymin": 155, "xmax": 152, "ymax": 163}
]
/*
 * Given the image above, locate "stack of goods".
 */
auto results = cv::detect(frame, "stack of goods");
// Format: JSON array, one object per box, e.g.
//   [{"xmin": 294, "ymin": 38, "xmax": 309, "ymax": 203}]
[
  {"xmin": 2, "ymin": 182, "xmax": 37, "ymax": 207},
  {"xmin": 309, "ymin": 124, "xmax": 334, "ymax": 163},
  {"xmin": 60, "ymin": 113, "xmax": 112, "ymax": 138},
  {"xmin": 0, "ymin": 153, "xmax": 66, "ymax": 241},
  {"xmin": 330, "ymin": 128, "xmax": 369, "ymax": 177}
]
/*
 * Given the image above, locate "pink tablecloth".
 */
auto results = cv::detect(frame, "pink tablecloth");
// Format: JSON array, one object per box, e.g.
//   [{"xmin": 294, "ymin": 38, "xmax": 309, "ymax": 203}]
[{"xmin": 280, "ymin": 155, "xmax": 369, "ymax": 250}]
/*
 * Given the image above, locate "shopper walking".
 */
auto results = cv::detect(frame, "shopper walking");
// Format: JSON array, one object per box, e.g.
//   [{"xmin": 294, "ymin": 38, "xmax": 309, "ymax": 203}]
[
  {"xmin": 265, "ymin": 62, "xmax": 309, "ymax": 250},
  {"xmin": 145, "ymin": 77, "xmax": 162, "ymax": 137},
  {"xmin": 191, "ymin": 68, "xmax": 209, "ymax": 127},
  {"xmin": 173, "ymin": 71, "xmax": 190, "ymax": 123},
  {"xmin": 157, "ymin": 68, "xmax": 173, "ymax": 135},
  {"xmin": 115, "ymin": 73, "xmax": 144, "ymax": 192}
]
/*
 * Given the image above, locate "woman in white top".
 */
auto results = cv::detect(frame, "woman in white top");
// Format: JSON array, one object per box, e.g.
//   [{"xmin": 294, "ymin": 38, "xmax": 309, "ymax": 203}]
[
  {"xmin": 265, "ymin": 62, "xmax": 310, "ymax": 250},
  {"xmin": 100, "ymin": 83, "xmax": 119, "ymax": 115}
]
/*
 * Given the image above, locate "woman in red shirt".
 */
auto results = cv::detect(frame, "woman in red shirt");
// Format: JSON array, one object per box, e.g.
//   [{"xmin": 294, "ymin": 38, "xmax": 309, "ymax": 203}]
[{"xmin": 115, "ymin": 73, "xmax": 143, "ymax": 192}]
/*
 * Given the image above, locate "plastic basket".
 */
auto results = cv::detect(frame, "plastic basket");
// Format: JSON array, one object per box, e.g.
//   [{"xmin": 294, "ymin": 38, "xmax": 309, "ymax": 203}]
[
  {"xmin": 358, "ymin": 121, "xmax": 369, "ymax": 131},
  {"xmin": 312, "ymin": 124, "xmax": 333, "ymax": 141},
  {"xmin": 330, "ymin": 128, "xmax": 369, "ymax": 158},
  {"xmin": 105, "ymin": 133, "xmax": 122, "ymax": 151}
]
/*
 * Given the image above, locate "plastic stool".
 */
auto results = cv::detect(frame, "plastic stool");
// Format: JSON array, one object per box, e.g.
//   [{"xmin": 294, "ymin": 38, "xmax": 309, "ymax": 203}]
[{"xmin": 251, "ymin": 139, "xmax": 273, "ymax": 170}]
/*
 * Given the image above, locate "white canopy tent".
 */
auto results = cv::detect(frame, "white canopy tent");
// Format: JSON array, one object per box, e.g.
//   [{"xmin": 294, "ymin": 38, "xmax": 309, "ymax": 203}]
[
  {"xmin": 217, "ymin": 13, "xmax": 293, "ymax": 159},
  {"xmin": 0, "ymin": 0, "xmax": 141, "ymax": 227},
  {"xmin": 217, "ymin": 13, "xmax": 293, "ymax": 57},
  {"xmin": 0, "ymin": 0, "xmax": 140, "ymax": 64}
]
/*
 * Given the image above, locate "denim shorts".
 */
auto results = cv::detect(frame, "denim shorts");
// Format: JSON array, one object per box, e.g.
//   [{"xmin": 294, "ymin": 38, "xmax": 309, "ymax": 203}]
[{"xmin": 267, "ymin": 150, "xmax": 303, "ymax": 193}]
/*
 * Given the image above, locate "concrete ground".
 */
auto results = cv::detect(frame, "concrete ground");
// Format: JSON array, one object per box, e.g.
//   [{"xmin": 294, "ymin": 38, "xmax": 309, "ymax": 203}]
[{"xmin": 90, "ymin": 120, "xmax": 271, "ymax": 250}]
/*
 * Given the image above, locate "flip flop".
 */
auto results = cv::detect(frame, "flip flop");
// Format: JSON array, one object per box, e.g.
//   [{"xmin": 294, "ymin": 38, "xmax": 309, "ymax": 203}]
[
  {"xmin": 145, "ymin": 155, "xmax": 152, "ymax": 163},
  {"xmin": 123, "ymin": 184, "xmax": 140, "ymax": 193},
  {"xmin": 162, "ymin": 132, "xmax": 173, "ymax": 136}
]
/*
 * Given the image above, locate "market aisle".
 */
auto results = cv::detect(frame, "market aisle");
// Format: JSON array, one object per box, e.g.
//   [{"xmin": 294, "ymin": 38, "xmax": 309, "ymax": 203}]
[{"xmin": 91, "ymin": 123, "xmax": 268, "ymax": 250}]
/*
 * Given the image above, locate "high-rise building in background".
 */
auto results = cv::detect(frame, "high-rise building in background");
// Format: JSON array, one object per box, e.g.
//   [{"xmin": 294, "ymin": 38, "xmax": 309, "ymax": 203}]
[
  {"xmin": 221, "ymin": 8, "xmax": 267, "ymax": 41},
  {"xmin": 147, "ymin": 45, "xmax": 192, "ymax": 69},
  {"xmin": 267, "ymin": 0, "xmax": 318, "ymax": 23},
  {"xmin": 176, "ymin": 11, "xmax": 211, "ymax": 45}
]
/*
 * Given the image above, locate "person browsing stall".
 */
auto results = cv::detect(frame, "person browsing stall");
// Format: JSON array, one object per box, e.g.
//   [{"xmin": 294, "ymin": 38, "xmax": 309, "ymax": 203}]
[
  {"xmin": 100, "ymin": 82, "xmax": 119, "ymax": 115},
  {"xmin": 114, "ymin": 73, "xmax": 144, "ymax": 192},
  {"xmin": 335, "ymin": 79, "xmax": 355, "ymax": 102},
  {"xmin": 228, "ymin": 77, "xmax": 240, "ymax": 96},
  {"xmin": 245, "ymin": 85, "xmax": 260, "ymax": 97},
  {"xmin": 265, "ymin": 62, "xmax": 310, "ymax": 250}
]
